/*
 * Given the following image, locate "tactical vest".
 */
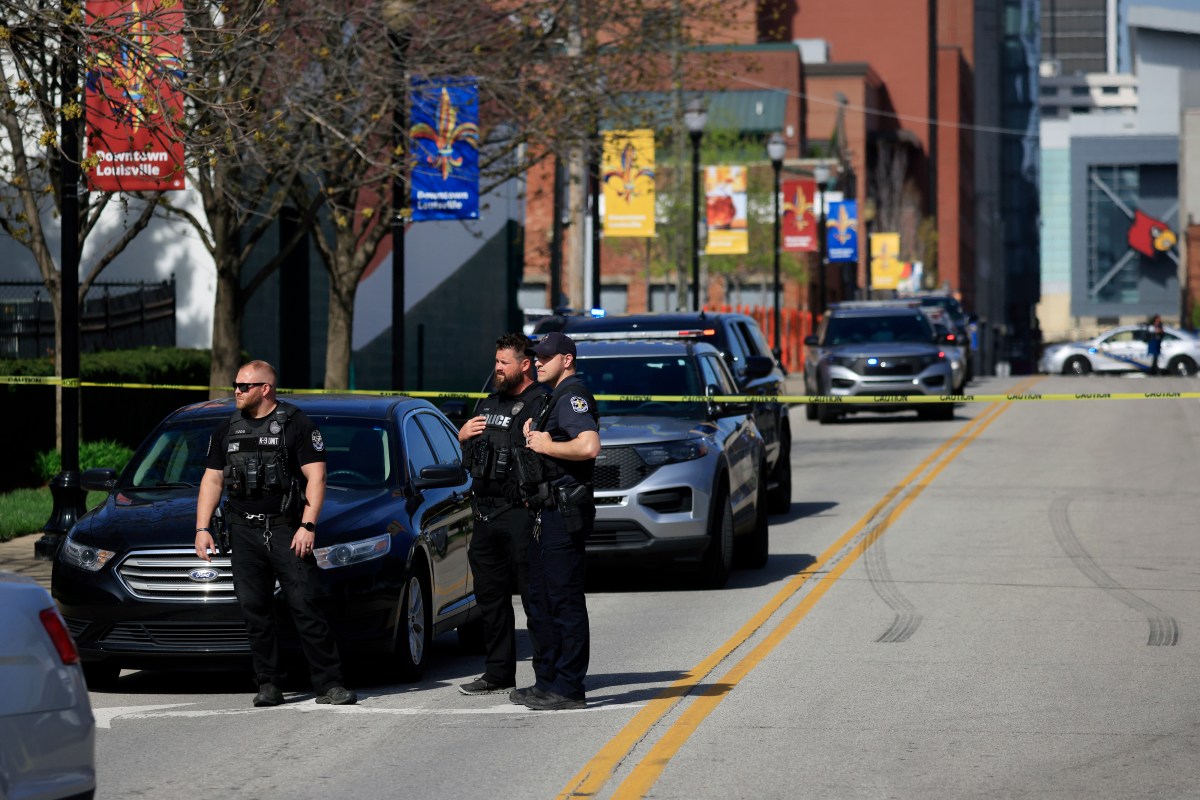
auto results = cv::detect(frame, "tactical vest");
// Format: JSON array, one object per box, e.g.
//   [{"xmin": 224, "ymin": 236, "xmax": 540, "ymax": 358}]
[
  {"xmin": 223, "ymin": 403, "xmax": 296, "ymax": 501},
  {"xmin": 465, "ymin": 390, "xmax": 542, "ymax": 496}
]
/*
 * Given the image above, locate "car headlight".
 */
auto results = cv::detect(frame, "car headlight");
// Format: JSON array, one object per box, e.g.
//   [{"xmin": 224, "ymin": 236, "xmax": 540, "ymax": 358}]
[
  {"xmin": 826, "ymin": 355, "xmax": 857, "ymax": 368},
  {"xmin": 61, "ymin": 538, "xmax": 117, "ymax": 572},
  {"xmin": 633, "ymin": 439, "xmax": 708, "ymax": 466},
  {"xmin": 314, "ymin": 534, "xmax": 391, "ymax": 569}
]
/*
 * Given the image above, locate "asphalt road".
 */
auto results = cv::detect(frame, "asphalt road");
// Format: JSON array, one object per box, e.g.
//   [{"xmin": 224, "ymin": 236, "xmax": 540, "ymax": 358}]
[{"xmin": 75, "ymin": 373, "xmax": 1200, "ymax": 799}]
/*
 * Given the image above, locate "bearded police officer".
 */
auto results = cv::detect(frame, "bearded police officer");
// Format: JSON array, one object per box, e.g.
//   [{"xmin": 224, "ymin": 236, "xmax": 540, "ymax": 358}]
[
  {"xmin": 456, "ymin": 333, "xmax": 551, "ymax": 695},
  {"xmin": 512, "ymin": 332, "xmax": 600, "ymax": 711},
  {"xmin": 194, "ymin": 360, "xmax": 356, "ymax": 708}
]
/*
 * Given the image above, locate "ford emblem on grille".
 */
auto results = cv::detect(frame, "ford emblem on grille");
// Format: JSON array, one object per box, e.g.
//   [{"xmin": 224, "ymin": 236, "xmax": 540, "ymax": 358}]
[{"xmin": 188, "ymin": 568, "xmax": 220, "ymax": 582}]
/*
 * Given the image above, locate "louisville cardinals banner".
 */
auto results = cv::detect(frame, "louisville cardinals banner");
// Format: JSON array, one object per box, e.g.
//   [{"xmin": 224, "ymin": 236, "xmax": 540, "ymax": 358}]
[
  {"xmin": 601, "ymin": 130, "xmax": 655, "ymax": 237},
  {"xmin": 704, "ymin": 166, "xmax": 748, "ymax": 255},
  {"xmin": 410, "ymin": 78, "xmax": 479, "ymax": 221},
  {"xmin": 870, "ymin": 232, "xmax": 903, "ymax": 290},
  {"xmin": 825, "ymin": 200, "xmax": 858, "ymax": 263},
  {"xmin": 1127, "ymin": 209, "xmax": 1176, "ymax": 258},
  {"xmin": 781, "ymin": 178, "xmax": 817, "ymax": 252},
  {"xmin": 85, "ymin": 0, "xmax": 186, "ymax": 191}
]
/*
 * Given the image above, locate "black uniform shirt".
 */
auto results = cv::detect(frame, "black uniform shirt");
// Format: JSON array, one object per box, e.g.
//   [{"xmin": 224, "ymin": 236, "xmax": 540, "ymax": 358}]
[
  {"xmin": 542, "ymin": 374, "xmax": 599, "ymax": 485},
  {"xmin": 206, "ymin": 404, "xmax": 326, "ymax": 516},
  {"xmin": 473, "ymin": 381, "xmax": 551, "ymax": 499}
]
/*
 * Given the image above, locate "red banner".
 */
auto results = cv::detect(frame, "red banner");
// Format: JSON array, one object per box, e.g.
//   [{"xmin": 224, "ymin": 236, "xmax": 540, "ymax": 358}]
[
  {"xmin": 781, "ymin": 178, "xmax": 817, "ymax": 252},
  {"xmin": 85, "ymin": 0, "xmax": 185, "ymax": 191}
]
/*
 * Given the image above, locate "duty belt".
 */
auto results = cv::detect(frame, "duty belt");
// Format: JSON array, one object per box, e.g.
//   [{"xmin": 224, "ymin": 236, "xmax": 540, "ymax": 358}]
[
  {"xmin": 236, "ymin": 512, "xmax": 291, "ymax": 551},
  {"xmin": 471, "ymin": 495, "xmax": 515, "ymax": 523}
]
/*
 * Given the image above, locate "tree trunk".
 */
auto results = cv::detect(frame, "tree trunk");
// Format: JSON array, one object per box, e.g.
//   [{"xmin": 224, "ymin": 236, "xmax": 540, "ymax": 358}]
[
  {"xmin": 324, "ymin": 273, "xmax": 355, "ymax": 390},
  {"xmin": 208, "ymin": 263, "xmax": 242, "ymax": 400}
]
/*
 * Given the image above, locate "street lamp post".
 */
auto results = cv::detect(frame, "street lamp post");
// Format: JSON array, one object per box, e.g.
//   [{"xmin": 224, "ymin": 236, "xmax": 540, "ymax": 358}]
[
  {"xmin": 383, "ymin": 2, "xmax": 413, "ymax": 391},
  {"xmin": 684, "ymin": 98, "xmax": 707, "ymax": 312},
  {"xmin": 813, "ymin": 163, "xmax": 831, "ymax": 319},
  {"xmin": 767, "ymin": 132, "xmax": 786, "ymax": 361},
  {"xmin": 38, "ymin": 16, "xmax": 85, "ymax": 559}
]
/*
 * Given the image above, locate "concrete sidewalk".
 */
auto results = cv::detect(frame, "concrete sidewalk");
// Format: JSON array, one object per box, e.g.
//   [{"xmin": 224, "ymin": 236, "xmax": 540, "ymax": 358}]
[{"xmin": 0, "ymin": 534, "xmax": 53, "ymax": 589}]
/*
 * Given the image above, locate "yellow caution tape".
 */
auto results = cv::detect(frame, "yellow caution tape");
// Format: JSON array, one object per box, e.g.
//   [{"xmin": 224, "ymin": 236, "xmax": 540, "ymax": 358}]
[{"xmin": 2, "ymin": 376, "xmax": 1197, "ymax": 404}]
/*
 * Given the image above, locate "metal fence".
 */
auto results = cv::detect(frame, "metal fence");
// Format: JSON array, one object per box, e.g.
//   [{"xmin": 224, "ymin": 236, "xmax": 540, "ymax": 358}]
[{"xmin": 0, "ymin": 277, "xmax": 176, "ymax": 359}]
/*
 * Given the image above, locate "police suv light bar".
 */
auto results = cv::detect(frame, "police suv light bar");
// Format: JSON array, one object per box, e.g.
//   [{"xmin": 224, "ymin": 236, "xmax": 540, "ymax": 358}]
[{"xmin": 565, "ymin": 329, "xmax": 716, "ymax": 342}]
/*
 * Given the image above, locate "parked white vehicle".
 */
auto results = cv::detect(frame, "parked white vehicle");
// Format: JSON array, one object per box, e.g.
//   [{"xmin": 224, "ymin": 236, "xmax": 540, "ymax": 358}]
[
  {"xmin": 0, "ymin": 572, "xmax": 95, "ymax": 800},
  {"xmin": 1039, "ymin": 325, "xmax": 1200, "ymax": 376}
]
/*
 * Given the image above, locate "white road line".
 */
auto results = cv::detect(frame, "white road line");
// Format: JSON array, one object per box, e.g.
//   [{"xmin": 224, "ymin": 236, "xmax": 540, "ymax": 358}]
[{"xmin": 93, "ymin": 700, "xmax": 644, "ymax": 728}]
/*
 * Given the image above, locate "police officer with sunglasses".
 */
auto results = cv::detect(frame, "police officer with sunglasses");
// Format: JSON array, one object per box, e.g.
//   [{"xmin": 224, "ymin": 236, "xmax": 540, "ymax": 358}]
[{"xmin": 194, "ymin": 360, "xmax": 356, "ymax": 707}]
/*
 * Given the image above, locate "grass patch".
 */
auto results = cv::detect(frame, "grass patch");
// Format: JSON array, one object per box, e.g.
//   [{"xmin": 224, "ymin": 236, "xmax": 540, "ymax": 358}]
[{"xmin": 0, "ymin": 488, "xmax": 108, "ymax": 543}]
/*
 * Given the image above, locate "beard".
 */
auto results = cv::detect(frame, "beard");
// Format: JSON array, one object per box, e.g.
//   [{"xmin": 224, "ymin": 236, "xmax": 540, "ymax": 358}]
[{"xmin": 493, "ymin": 369, "xmax": 520, "ymax": 392}]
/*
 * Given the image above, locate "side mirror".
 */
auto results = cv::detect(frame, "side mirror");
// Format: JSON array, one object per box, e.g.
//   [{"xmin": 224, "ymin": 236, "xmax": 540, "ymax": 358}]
[
  {"xmin": 804, "ymin": 335, "xmax": 819, "ymax": 347},
  {"xmin": 415, "ymin": 463, "xmax": 466, "ymax": 490},
  {"xmin": 81, "ymin": 468, "xmax": 117, "ymax": 493},
  {"xmin": 744, "ymin": 355, "xmax": 775, "ymax": 379},
  {"xmin": 706, "ymin": 384, "xmax": 749, "ymax": 417}
]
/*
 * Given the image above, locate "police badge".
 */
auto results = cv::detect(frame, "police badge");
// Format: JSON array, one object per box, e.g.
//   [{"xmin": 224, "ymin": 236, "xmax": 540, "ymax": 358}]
[
  {"xmin": 511, "ymin": 402, "xmax": 524, "ymax": 415},
  {"xmin": 269, "ymin": 420, "xmax": 282, "ymax": 434}
]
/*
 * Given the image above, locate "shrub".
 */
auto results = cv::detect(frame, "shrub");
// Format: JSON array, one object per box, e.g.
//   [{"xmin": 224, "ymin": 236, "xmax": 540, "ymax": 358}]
[{"xmin": 34, "ymin": 440, "xmax": 135, "ymax": 484}]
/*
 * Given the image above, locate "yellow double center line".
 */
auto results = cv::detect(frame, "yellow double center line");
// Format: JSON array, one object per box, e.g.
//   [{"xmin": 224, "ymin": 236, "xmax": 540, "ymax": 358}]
[{"xmin": 558, "ymin": 375, "xmax": 1046, "ymax": 800}]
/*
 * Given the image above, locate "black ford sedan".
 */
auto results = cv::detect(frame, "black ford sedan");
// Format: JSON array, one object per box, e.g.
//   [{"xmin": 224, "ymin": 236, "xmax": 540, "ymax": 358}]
[{"xmin": 52, "ymin": 395, "xmax": 479, "ymax": 689}]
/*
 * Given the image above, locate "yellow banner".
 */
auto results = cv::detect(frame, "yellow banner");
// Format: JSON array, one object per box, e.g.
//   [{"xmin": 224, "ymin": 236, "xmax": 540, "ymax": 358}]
[
  {"xmin": 601, "ymin": 130, "xmax": 656, "ymax": 237},
  {"xmin": 705, "ymin": 165, "xmax": 749, "ymax": 255},
  {"xmin": 870, "ymin": 232, "xmax": 904, "ymax": 290}
]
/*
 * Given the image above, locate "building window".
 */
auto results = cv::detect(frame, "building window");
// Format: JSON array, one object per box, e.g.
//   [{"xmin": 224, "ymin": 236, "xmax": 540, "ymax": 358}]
[
  {"xmin": 1086, "ymin": 165, "xmax": 1140, "ymax": 304},
  {"xmin": 1040, "ymin": 85, "xmax": 1058, "ymax": 96},
  {"xmin": 1101, "ymin": 86, "xmax": 1120, "ymax": 95},
  {"xmin": 1071, "ymin": 85, "xmax": 1090, "ymax": 96}
]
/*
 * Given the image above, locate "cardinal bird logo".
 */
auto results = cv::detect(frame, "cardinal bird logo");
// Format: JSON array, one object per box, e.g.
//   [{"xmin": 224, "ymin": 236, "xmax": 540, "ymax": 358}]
[{"xmin": 1127, "ymin": 209, "xmax": 1177, "ymax": 258}]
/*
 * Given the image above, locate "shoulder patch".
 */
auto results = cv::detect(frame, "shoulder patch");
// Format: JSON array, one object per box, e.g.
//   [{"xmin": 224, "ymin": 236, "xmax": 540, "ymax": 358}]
[
  {"xmin": 311, "ymin": 430, "xmax": 325, "ymax": 452},
  {"xmin": 570, "ymin": 396, "xmax": 590, "ymax": 414}
]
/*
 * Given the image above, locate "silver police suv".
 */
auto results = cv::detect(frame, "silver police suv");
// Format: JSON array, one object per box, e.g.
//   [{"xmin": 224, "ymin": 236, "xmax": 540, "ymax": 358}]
[
  {"xmin": 803, "ymin": 302, "xmax": 956, "ymax": 423},
  {"xmin": 570, "ymin": 337, "xmax": 769, "ymax": 588}
]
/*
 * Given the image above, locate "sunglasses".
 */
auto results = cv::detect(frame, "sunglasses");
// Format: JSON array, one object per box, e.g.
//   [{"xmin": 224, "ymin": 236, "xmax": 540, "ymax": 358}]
[{"xmin": 234, "ymin": 382, "xmax": 268, "ymax": 393}]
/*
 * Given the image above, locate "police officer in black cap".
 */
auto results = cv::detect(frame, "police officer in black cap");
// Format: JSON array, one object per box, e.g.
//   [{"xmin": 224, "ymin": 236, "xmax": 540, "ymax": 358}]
[
  {"xmin": 511, "ymin": 331, "xmax": 599, "ymax": 711},
  {"xmin": 194, "ymin": 360, "xmax": 356, "ymax": 708},
  {"xmin": 457, "ymin": 333, "xmax": 550, "ymax": 695}
]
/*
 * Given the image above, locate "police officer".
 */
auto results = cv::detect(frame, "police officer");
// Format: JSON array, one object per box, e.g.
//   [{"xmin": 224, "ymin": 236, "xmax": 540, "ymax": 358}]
[
  {"xmin": 194, "ymin": 360, "xmax": 356, "ymax": 708},
  {"xmin": 512, "ymin": 332, "xmax": 600, "ymax": 711},
  {"xmin": 457, "ymin": 333, "xmax": 550, "ymax": 695}
]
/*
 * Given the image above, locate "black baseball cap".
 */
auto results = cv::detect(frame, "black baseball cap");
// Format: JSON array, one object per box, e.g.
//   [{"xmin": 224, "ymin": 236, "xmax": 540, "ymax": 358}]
[{"xmin": 526, "ymin": 331, "xmax": 577, "ymax": 360}]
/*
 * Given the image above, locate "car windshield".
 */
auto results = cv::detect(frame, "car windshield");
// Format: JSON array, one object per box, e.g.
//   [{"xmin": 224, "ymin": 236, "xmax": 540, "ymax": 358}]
[
  {"xmin": 575, "ymin": 355, "xmax": 706, "ymax": 418},
  {"xmin": 823, "ymin": 314, "xmax": 935, "ymax": 346},
  {"xmin": 121, "ymin": 415, "xmax": 394, "ymax": 491}
]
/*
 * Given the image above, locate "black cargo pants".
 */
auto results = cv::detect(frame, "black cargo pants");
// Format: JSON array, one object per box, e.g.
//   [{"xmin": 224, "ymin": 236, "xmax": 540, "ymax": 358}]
[{"xmin": 229, "ymin": 516, "xmax": 344, "ymax": 692}]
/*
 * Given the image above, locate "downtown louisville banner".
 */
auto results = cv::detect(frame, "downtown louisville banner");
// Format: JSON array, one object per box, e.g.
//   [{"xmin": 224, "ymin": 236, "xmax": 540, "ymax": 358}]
[
  {"xmin": 601, "ymin": 130, "xmax": 655, "ymax": 237},
  {"xmin": 781, "ymin": 178, "xmax": 817, "ymax": 252},
  {"xmin": 85, "ymin": 0, "xmax": 186, "ymax": 192},
  {"xmin": 826, "ymin": 200, "xmax": 858, "ymax": 263},
  {"xmin": 705, "ymin": 166, "xmax": 748, "ymax": 256},
  {"xmin": 410, "ymin": 79, "xmax": 479, "ymax": 221}
]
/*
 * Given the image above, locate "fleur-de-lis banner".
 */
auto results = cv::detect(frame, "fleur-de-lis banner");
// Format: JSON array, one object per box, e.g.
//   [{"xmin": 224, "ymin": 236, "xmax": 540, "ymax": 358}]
[
  {"xmin": 85, "ymin": 0, "xmax": 186, "ymax": 192},
  {"xmin": 869, "ymin": 232, "xmax": 903, "ymax": 289},
  {"xmin": 825, "ymin": 200, "xmax": 859, "ymax": 263},
  {"xmin": 410, "ymin": 78, "xmax": 480, "ymax": 221},
  {"xmin": 601, "ymin": 130, "xmax": 656, "ymax": 237},
  {"xmin": 781, "ymin": 178, "xmax": 817, "ymax": 252}
]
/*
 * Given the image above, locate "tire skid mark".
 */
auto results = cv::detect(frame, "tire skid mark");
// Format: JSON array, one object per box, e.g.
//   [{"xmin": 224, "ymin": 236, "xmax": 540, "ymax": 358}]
[
  {"xmin": 865, "ymin": 530, "xmax": 923, "ymax": 643},
  {"xmin": 1049, "ymin": 495, "xmax": 1180, "ymax": 646}
]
